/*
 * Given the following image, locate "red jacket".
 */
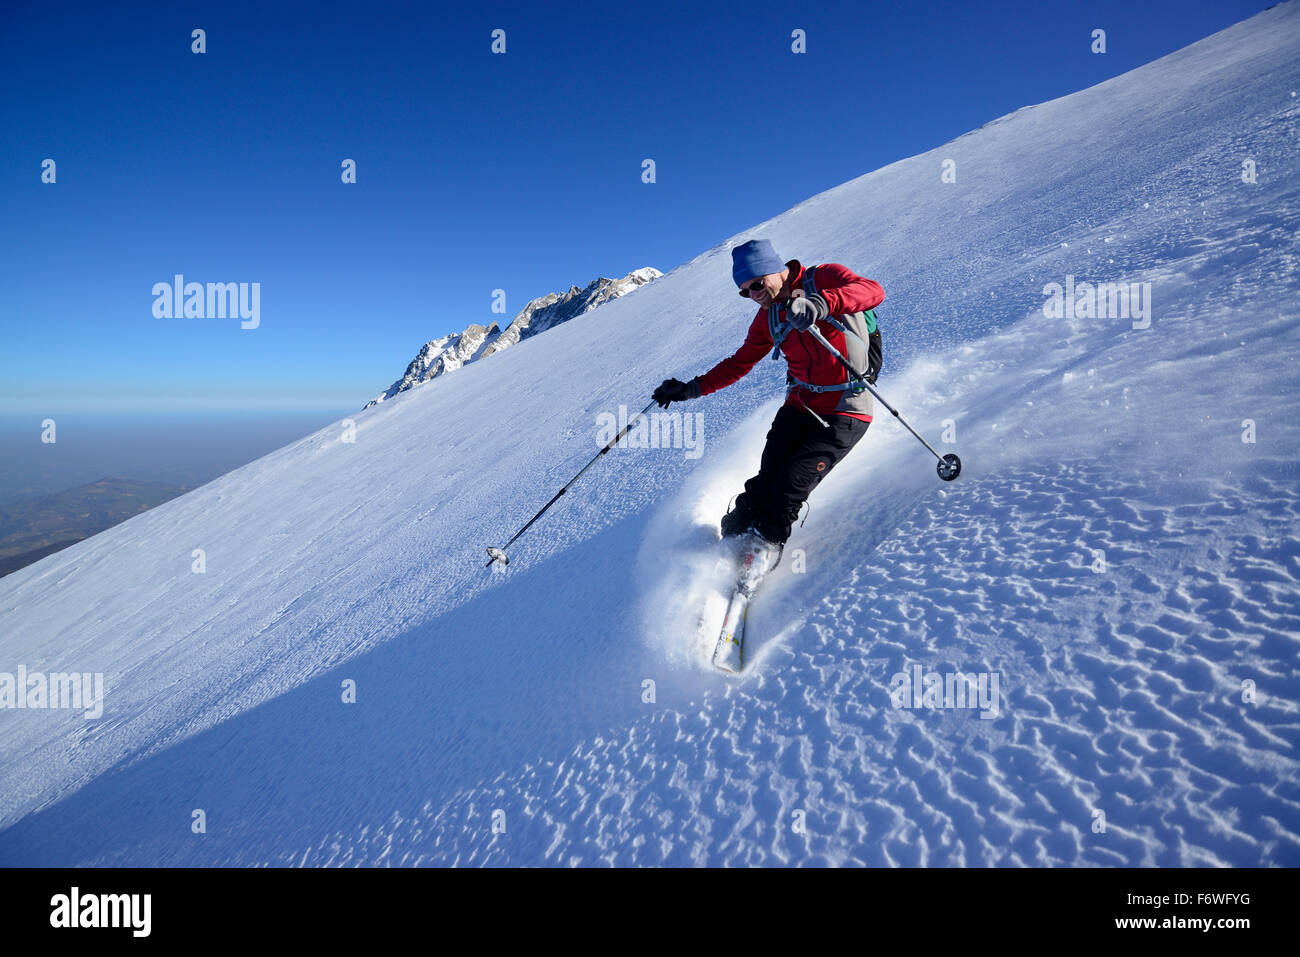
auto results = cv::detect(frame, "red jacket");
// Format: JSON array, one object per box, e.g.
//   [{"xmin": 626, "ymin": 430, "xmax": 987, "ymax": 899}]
[{"xmin": 698, "ymin": 260, "xmax": 884, "ymax": 420}]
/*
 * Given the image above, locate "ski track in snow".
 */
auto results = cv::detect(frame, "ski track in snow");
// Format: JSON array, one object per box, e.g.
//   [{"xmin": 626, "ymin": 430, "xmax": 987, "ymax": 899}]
[{"xmin": 1, "ymin": 4, "xmax": 1298, "ymax": 866}]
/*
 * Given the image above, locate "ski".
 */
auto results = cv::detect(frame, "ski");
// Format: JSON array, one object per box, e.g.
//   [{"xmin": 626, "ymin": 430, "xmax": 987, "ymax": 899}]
[
  {"xmin": 712, "ymin": 586, "xmax": 750, "ymax": 673},
  {"xmin": 710, "ymin": 529, "xmax": 781, "ymax": 674}
]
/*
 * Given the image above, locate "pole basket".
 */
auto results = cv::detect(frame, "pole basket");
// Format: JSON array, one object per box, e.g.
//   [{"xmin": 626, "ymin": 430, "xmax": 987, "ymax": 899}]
[{"xmin": 937, "ymin": 454, "xmax": 962, "ymax": 482}]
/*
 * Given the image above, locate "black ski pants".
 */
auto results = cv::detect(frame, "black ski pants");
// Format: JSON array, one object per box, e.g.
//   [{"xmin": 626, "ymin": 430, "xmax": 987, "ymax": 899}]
[{"xmin": 726, "ymin": 404, "xmax": 870, "ymax": 544}]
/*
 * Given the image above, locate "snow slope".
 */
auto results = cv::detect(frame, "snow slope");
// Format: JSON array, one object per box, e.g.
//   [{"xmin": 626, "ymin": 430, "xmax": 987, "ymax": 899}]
[{"xmin": 1, "ymin": 5, "xmax": 1298, "ymax": 866}]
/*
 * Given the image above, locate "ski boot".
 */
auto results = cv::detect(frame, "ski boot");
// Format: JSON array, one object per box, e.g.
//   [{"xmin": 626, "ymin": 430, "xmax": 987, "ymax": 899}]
[
  {"xmin": 736, "ymin": 525, "xmax": 782, "ymax": 597},
  {"xmin": 720, "ymin": 502, "xmax": 752, "ymax": 540}
]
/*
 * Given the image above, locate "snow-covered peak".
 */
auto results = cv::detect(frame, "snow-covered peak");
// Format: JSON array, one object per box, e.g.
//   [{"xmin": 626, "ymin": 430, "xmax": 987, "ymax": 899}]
[{"xmin": 363, "ymin": 267, "xmax": 662, "ymax": 408}]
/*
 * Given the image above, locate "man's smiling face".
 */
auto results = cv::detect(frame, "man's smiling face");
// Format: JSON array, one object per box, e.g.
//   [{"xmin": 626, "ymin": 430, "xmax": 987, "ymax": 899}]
[{"xmin": 739, "ymin": 269, "xmax": 788, "ymax": 308}]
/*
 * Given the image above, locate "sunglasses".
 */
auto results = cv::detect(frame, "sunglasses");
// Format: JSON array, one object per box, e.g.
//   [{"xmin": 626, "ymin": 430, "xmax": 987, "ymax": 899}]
[{"xmin": 738, "ymin": 278, "xmax": 766, "ymax": 297}]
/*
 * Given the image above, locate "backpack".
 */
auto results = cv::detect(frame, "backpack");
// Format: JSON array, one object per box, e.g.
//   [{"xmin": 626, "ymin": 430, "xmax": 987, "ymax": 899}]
[{"xmin": 802, "ymin": 264, "xmax": 882, "ymax": 385}]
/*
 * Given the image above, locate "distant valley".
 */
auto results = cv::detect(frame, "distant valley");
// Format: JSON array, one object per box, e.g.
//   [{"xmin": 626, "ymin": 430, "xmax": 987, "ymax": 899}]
[{"xmin": 0, "ymin": 478, "xmax": 188, "ymax": 577}]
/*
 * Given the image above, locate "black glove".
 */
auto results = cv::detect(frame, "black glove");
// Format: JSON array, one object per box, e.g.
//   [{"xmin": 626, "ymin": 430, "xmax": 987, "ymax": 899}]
[
  {"xmin": 652, "ymin": 377, "xmax": 701, "ymax": 408},
  {"xmin": 786, "ymin": 292, "xmax": 829, "ymax": 331}
]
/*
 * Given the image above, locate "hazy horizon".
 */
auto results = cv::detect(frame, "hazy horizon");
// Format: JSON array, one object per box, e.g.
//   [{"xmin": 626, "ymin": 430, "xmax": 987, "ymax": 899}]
[{"xmin": 0, "ymin": 409, "xmax": 352, "ymax": 507}]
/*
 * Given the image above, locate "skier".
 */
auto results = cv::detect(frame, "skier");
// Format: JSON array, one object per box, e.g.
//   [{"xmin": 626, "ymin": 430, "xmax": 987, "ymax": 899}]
[{"xmin": 652, "ymin": 238, "xmax": 884, "ymax": 576}]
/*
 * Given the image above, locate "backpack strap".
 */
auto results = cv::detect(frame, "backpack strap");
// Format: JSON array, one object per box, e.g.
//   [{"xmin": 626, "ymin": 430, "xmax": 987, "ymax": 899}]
[
  {"xmin": 801, "ymin": 263, "xmax": 820, "ymax": 299},
  {"xmin": 768, "ymin": 303, "xmax": 788, "ymax": 359},
  {"xmin": 765, "ymin": 263, "xmax": 819, "ymax": 360},
  {"xmin": 787, "ymin": 373, "xmax": 864, "ymax": 396}
]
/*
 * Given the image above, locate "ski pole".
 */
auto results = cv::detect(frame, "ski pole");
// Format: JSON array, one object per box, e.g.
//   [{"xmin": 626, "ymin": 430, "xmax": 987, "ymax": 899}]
[
  {"xmin": 803, "ymin": 323, "xmax": 962, "ymax": 482},
  {"xmin": 485, "ymin": 398, "xmax": 659, "ymax": 568}
]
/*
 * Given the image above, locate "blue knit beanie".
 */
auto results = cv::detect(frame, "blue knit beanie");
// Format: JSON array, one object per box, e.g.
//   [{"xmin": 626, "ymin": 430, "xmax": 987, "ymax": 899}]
[{"xmin": 731, "ymin": 239, "xmax": 785, "ymax": 287}]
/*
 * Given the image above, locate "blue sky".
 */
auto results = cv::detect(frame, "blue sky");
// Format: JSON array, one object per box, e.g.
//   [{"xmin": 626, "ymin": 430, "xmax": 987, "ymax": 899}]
[{"xmin": 0, "ymin": 0, "xmax": 1273, "ymax": 412}]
